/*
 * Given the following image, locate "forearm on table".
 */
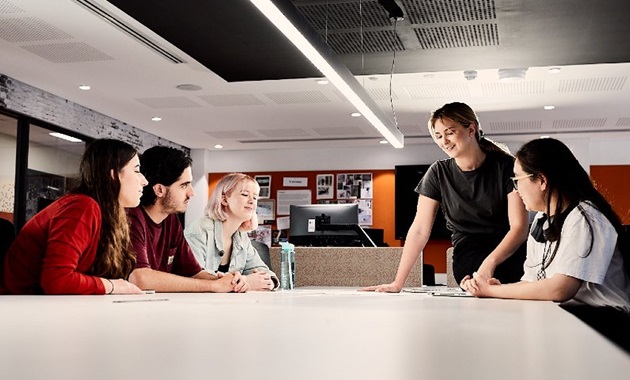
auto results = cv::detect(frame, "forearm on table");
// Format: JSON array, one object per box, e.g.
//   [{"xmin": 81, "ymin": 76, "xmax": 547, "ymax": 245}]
[
  {"xmin": 486, "ymin": 275, "xmax": 581, "ymax": 302},
  {"xmin": 129, "ymin": 268, "xmax": 217, "ymax": 292},
  {"xmin": 193, "ymin": 270, "xmax": 219, "ymax": 280}
]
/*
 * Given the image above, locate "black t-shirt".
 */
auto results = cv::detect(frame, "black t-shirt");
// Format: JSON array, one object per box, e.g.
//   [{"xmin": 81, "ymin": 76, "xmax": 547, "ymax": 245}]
[{"xmin": 415, "ymin": 151, "xmax": 516, "ymax": 245}]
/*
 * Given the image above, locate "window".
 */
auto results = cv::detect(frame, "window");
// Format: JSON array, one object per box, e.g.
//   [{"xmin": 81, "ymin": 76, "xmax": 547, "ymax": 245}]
[
  {"xmin": 0, "ymin": 113, "xmax": 17, "ymax": 223},
  {"xmin": 25, "ymin": 124, "xmax": 85, "ymax": 222}
]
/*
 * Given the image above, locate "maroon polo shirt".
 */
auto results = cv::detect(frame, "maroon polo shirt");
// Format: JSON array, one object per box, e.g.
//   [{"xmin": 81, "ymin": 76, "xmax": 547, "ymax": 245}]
[{"xmin": 127, "ymin": 206, "xmax": 202, "ymax": 277}]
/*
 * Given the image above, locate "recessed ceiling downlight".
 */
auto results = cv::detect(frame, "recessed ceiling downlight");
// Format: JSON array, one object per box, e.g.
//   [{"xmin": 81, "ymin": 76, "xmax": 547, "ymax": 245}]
[{"xmin": 176, "ymin": 84, "xmax": 203, "ymax": 91}]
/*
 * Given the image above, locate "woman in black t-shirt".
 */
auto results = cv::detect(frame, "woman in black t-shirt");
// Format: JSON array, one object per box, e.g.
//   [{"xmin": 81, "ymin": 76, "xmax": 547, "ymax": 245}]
[{"xmin": 363, "ymin": 102, "xmax": 528, "ymax": 292}]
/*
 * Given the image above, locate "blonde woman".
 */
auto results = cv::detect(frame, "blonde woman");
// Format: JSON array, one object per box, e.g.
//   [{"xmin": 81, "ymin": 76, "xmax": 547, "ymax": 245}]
[{"xmin": 185, "ymin": 173, "xmax": 278, "ymax": 291}]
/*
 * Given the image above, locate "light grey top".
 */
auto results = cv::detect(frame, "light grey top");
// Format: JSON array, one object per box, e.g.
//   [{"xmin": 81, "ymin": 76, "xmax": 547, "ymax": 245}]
[
  {"xmin": 184, "ymin": 216, "xmax": 278, "ymax": 289},
  {"xmin": 523, "ymin": 201, "xmax": 630, "ymax": 310}
]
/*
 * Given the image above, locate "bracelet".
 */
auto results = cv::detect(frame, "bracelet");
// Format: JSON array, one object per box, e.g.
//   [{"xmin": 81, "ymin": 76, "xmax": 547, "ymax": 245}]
[{"xmin": 106, "ymin": 278, "xmax": 114, "ymax": 295}]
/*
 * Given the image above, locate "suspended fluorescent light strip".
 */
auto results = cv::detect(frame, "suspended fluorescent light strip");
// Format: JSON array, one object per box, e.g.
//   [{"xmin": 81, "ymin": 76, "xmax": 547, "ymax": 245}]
[
  {"xmin": 249, "ymin": 0, "xmax": 404, "ymax": 148},
  {"xmin": 49, "ymin": 132, "xmax": 83, "ymax": 143}
]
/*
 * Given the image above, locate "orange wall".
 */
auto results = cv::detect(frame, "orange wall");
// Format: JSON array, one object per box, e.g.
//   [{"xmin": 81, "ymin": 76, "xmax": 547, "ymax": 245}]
[
  {"xmin": 208, "ymin": 170, "xmax": 449, "ymax": 273},
  {"xmin": 591, "ymin": 165, "xmax": 630, "ymax": 224},
  {"xmin": 0, "ymin": 212, "xmax": 13, "ymax": 223},
  {"xmin": 209, "ymin": 170, "xmax": 398, "ymax": 244}
]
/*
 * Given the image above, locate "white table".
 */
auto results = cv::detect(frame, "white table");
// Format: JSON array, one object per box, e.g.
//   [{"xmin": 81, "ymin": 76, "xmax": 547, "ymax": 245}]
[{"xmin": 1, "ymin": 288, "xmax": 629, "ymax": 380}]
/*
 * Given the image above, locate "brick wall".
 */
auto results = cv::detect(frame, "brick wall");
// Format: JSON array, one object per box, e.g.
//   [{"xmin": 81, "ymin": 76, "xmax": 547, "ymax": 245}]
[{"xmin": 0, "ymin": 74, "xmax": 188, "ymax": 153}]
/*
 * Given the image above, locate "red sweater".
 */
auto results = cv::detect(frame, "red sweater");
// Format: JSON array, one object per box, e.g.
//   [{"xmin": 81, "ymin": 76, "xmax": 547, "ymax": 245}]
[{"xmin": 1, "ymin": 194, "xmax": 106, "ymax": 295}]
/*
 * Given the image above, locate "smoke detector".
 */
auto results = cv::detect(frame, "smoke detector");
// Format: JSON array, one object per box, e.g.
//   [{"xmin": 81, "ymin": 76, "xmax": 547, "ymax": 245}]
[
  {"xmin": 463, "ymin": 70, "xmax": 478, "ymax": 81},
  {"xmin": 498, "ymin": 68, "xmax": 528, "ymax": 83}
]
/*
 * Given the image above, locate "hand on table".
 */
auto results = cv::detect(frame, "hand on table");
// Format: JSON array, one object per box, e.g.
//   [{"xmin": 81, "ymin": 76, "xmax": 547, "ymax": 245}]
[
  {"xmin": 246, "ymin": 269, "xmax": 274, "ymax": 291},
  {"xmin": 109, "ymin": 279, "xmax": 143, "ymax": 294},
  {"xmin": 360, "ymin": 282, "xmax": 402, "ymax": 293},
  {"xmin": 211, "ymin": 272, "xmax": 249, "ymax": 293},
  {"xmin": 461, "ymin": 272, "xmax": 501, "ymax": 297}
]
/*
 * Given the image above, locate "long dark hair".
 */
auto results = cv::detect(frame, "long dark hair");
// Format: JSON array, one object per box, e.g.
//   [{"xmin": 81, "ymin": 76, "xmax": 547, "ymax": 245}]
[
  {"xmin": 428, "ymin": 102, "xmax": 511, "ymax": 157},
  {"xmin": 516, "ymin": 138, "xmax": 629, "ymax": 276},
  {"xmin": 72, "ymin": 139, "xmax": 137, "ymax": 279}
]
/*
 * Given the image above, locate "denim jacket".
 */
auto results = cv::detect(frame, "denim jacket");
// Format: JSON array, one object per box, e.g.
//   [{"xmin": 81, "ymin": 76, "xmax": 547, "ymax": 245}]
[{"xmin": 184, "ymin": 216, "xmax": 278, "ymax": 289}]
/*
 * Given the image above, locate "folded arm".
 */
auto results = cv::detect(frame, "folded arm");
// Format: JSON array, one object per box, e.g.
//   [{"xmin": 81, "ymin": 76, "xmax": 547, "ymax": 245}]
[
  {"xmin": 129, "ymin": 268, "xmax": 247, "ymax": 293},
  {"xmin": 469, "ymin": 272, "xmax": 582, "ymax": 302}
]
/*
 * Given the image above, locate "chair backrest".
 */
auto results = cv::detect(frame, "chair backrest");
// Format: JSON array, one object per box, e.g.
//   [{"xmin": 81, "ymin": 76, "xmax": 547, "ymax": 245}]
[
  {"xmin": 446, "ymin": 247, "xmax": 457, "ymax": 287},
  {"xmin": 0, "ymin": 218, "xmax": 16, "ymax": 280},
  {"xmin": 269, "ymin": 247, "xmax": 422, "ymax": 287},
  {"xmin": 250, "ymin": 239, "xmax": 272, "ymax": 271}
]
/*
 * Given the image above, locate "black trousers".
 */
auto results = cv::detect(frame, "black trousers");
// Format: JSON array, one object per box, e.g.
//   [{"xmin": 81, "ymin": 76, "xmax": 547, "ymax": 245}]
[{"xmin": 452, "ymin": 233, "xmax": 527, "ymax": 285}]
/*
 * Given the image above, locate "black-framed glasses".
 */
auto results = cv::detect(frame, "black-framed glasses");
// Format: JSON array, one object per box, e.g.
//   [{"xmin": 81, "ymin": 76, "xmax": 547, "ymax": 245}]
[{"xmin": 510, "ymin": 174, "xmax": 533, "ymax": 190}]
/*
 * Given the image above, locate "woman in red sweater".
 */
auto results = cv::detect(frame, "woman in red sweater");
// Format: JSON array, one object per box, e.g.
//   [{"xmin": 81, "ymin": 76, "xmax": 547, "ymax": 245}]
[{"xmin": 2, "ymin": 139, "xmax": 147, "ymax": 295}]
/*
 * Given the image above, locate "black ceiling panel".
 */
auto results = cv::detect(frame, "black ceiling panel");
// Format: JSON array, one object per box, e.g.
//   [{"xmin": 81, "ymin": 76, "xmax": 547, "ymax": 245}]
[
  {"xmin": 109, "ymin": 0, "xmax": 322, "ymax": 82},
  {"xmin": 109, "ymin": 0, "xmax": 630, "ymax": 80}
]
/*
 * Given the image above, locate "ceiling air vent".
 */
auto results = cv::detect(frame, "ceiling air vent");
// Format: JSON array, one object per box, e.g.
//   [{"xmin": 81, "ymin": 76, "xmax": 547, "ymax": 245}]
[{"xmin": 72, "ymin": 0, "xmax": 185, "ymax": 64}]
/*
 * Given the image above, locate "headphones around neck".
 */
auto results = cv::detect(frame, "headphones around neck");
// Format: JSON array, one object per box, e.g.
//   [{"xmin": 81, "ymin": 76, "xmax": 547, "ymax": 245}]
[
  {"xmin": 530, "ymin": 214, "xmax": 553, "ymax": 243},
  {"xmin": 530, "ymin": 204, "xmax": 578, "ymax": 243}
]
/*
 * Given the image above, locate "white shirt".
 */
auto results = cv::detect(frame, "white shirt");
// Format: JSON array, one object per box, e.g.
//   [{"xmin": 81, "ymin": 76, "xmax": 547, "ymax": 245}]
[{"xmin": 523, "ymin": 202, "xmax": 630, "ymax": 310}]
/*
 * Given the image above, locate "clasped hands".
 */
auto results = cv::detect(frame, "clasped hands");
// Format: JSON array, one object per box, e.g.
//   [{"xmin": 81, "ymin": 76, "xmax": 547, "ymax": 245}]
[
  {"xmin": 215, "ymin": 271, "xmax": 249, "ymax": 292},
  {"xmin": 217, "ymin": 269, "xmax": 273, "ymax": 291},
  {"xmin": 245, "ymin": 269, "xmax": 275, "ymax": 291},
  {"xmin": 460, "ymin": 272, "xmax": 501, "ymax": 297}
]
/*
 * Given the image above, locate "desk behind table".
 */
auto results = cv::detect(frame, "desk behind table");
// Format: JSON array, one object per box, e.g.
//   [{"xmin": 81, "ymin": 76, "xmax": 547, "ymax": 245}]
[{"xmin": 269, "ymin": 246, "xmax": 423, "ymax": 287}]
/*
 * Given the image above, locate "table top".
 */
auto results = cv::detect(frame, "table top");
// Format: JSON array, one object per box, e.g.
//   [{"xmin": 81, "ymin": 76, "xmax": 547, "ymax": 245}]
[{"xmin": 1, "ymin": 288, "xmax": 629, "ymax": 380}]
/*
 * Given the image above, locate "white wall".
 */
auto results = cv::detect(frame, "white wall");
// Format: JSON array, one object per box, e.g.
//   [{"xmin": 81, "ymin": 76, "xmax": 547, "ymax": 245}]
[
  {"xmin": 200, "ymin": 143, "xmax": 445, "ymax": 172},
  {"xmin": 0, "ymin": 133, "xmax": 16, "ymax": 177},
  {"xmin": 184, "ymin": 135, "xmax": 630, "ymax": 225},
  {"xmin": 1, "ymin": 134, "xmax": 82, "ymax": 178},
  {"xmin": 590, "ymin": 138, "xmax": 630, "ymax": 165},
  {"xmin": 187, "ymin": 148, "xmax": 210, "ymax": 226},
  {"xmin": 1, "ymin": 133, "xmax": 83, "ymax": 213},
  {"xmin": 192, "ymin": 137, "xmax": 611, "ymax": 174},
  {"xmin": 28, "ymin": 144, "xmax": 82, "ymax": 178}
]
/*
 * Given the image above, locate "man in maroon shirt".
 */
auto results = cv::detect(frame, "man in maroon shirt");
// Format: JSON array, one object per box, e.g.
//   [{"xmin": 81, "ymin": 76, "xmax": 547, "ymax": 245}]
[{"xmin": 128, "ymin": 146, "xmax": 248, "ymax": 292}]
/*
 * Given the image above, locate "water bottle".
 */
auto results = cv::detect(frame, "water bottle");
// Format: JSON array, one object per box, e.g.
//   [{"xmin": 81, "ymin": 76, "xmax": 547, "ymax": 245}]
[{"xmin": 279, "ymin": 242, "xmax": 295, "ymax": 290}]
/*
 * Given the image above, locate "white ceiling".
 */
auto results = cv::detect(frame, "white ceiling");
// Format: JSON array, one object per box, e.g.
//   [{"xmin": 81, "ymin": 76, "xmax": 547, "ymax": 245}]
[{"xmin": 1, "ymin": 0, "xmax": 629, "ymax": 152}]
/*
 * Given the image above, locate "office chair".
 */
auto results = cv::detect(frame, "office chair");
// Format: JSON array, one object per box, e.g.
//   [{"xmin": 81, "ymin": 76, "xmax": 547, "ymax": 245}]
[
  {"xmin": 0, "ymin": 218, "xmax": 16, "ymax": 281},
  {"xmin": 250, "ymin": 239, "xmax": 273, "ymax": 271}
]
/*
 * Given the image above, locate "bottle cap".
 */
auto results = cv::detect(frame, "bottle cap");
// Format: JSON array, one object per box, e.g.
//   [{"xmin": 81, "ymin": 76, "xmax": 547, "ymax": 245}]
[{"xmin": 279, "ymin": 241, "xmax": 294, "ymax": 251}]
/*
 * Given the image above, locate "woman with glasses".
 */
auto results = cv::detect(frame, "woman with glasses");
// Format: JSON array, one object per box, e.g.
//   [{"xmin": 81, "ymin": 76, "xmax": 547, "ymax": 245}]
[
  {"xmin": 467, "ymin": 138, "xmax": 630, "ymax": 308},
  {"xmin": 363, "ymin": 102, "xmax": 528, "ymax": 292}
]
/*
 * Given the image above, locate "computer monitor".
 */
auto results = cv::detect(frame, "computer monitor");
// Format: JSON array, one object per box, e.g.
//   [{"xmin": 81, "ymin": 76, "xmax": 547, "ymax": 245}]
[{"xmin": 289, "ymin": 204, "xmax": 373, "ymax": 247}]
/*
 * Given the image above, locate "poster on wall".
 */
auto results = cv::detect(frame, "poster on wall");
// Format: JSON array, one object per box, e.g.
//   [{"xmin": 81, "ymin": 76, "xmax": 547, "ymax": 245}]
[
  {"xmin": 338, "ymin": 199, "xmax": 372, "ymax": 226},
  {"xmin": 336, "ymin": 173, "xmax": 373, "ymax": 199},
  {"xmin": 277, "ymin": 189, "xmax": 311, "ymax": 215},
  {"xmin": 248, "ymin": 224, "xmax": 272, "ymax": 247},
  {"xmin": 256, "ymin": 199, "xmax": 275, "ymax": 222},
  {"xmin": 254, "ymin": 175, "xmax": 271, "ymax": 199},
  {"xmin": 357, "ymin": 199, "xmax": 373, "ymax": 225},
  {"xmin": 283, "ymin": 177, "xmax": 308, "ymax": 187},
  {"xmin": 316, "ymin": 174, "xmax": 334, "ymax": 200}
]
